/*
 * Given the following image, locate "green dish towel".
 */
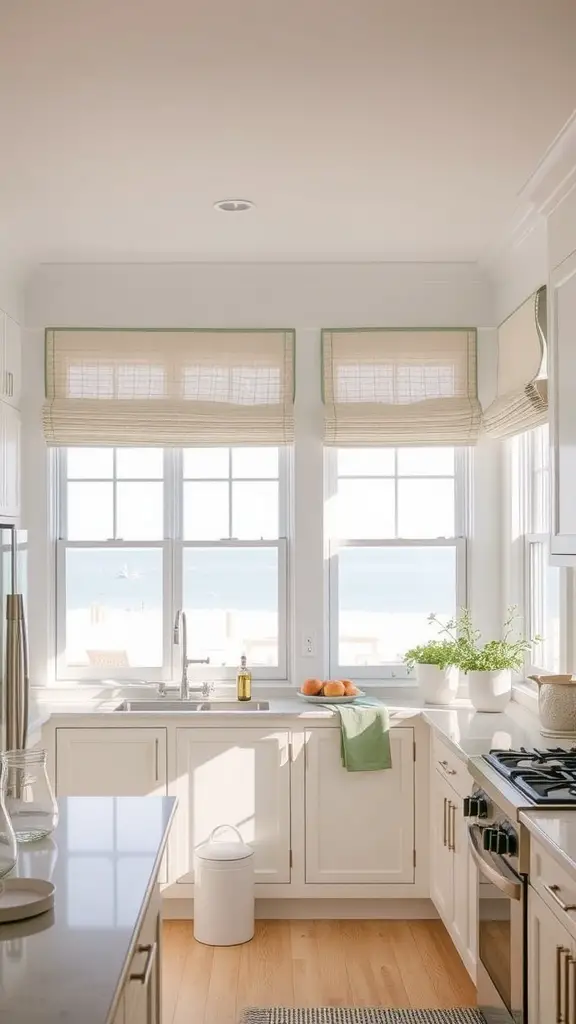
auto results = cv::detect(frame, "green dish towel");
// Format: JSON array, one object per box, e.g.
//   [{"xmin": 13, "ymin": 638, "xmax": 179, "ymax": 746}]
[{"xmin": 322, "ymin": 698, "xmax": 392, "ymax": 771}]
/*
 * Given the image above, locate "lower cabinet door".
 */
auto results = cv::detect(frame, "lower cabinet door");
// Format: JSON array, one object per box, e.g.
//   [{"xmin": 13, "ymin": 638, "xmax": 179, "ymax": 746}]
[
  {"xmin": 528, "ymin": 887, "xmax": 575, "ymax": 1024},
  {"xmin": 304, "ymin": 727, "xmax": 415, "ymax": 884},
  {"xmin": 429, "ymin": 769, "xmax": 454, "ymax": 925},
  {"xmin": 56, "ymin": 729, "xmax": 167, "ymax": 797},
  {"xmin": 451, "ymin": 795, "xmax": 476, "ymax": 975},
  {"xmin": 175, "ymin": 727, "xmax": 291, "ymax": 884}
]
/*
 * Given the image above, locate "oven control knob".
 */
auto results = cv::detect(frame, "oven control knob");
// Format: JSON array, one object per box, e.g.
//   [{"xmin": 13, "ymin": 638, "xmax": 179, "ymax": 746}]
[
  {"xmin": 476, "ymin": 797, "xmax": 489, "ymax": 819},
  {"xmin": 503, "ymin": 831, "xmax": 517, "ymax": 857},
  {"xmin": 483, "ymin": 828, "xmax": 495, "ymax": 851},
  {"xmin": 464, "ymin": 795, "xmax": 489, "ymax": 818}
]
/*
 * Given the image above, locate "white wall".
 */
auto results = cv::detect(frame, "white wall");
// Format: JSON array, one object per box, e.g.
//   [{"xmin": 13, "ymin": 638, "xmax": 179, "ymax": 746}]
[
  {"xmin": 489, "ymin": 218, "xmax": 548, "ymax": 327},
  {"xmin": 23, "ymin": 259, "xmax": 498, "ymax": 686}
]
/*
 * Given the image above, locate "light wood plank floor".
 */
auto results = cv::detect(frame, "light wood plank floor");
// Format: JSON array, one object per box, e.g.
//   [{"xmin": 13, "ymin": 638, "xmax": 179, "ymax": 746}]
[{"xmin": 163, "ymin": 920, "xmax": 476, "ymax": 1024}]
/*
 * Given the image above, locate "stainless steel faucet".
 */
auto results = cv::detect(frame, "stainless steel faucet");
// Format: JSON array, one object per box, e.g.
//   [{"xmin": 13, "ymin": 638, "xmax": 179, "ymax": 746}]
[{"xmin": 173, "ymin": 610, "xmax": 210, "ymax": 700}]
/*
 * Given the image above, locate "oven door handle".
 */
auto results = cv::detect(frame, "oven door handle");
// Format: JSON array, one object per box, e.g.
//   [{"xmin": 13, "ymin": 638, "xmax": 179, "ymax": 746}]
[{"xmin": 467, "ymin": 824, "xmax": 522, "ymax": 900}]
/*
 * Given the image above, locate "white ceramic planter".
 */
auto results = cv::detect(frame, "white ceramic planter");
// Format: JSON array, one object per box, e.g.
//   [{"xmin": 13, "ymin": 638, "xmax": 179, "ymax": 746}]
[
  {"xmin": 416, "ymin": 663, "xmax": 459, "ymax": 706},
  {"xmin": 468, "ymin": 669, "xmax": 512, "ymax": 712}
]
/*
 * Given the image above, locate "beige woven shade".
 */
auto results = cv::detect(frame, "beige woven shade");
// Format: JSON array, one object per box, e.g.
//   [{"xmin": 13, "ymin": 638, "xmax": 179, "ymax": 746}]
[
  {"xmin": 483, "ymin": 287, "xmax": 548, "ymax": 439},
  {"xmin": 322, "ymin": 328, "xmax": 481, "ymax": 446},
  {"xmin": 43, "ymin": 328, "xmax": 295, "ymax": 445}
]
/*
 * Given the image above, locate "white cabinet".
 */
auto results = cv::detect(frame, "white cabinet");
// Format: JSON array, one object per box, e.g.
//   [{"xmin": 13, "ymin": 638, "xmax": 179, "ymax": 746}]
[
  {"xmin": 430, "ymin": 764, "xmax": 454, "ymax": 922},
  {"xmin": 528, "ymin": 886, "xmax": 575, "ymax": 1024},
  {"xmin": 550, "ymin": 248, "xmax": 576, "ymax": 561},
  {"xmin": 430, "ymin": 763, "xmax": 476, "ymax": 977},
  {"xmin": 174, "ymin": 727, "xmax": 291, "ymax": 884},
  {"xmin": 119, "ymin": 882, "xmax": 161, "ymax": 1024},
  {"xmin": 0, "ymin": 401, "xmax": 20, "ymax": 522},
  {"xmin": 56, "ymin": 728, "xmax": 167, "ymax": 797},
  {"xmin": 304, "ymin": 727, "xmax": 414, "ymax": 884},
  {"xmin": 3, "ymin": 315, "xmax": 21, "ymax": 408}
]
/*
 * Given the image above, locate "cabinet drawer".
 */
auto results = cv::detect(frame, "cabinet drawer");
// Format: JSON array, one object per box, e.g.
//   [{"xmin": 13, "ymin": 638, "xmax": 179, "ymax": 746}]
[
  {"xmin": 431, "ymin": 731, "xmax": 471, "ymax": 798},
  {"xmin": 531, "ymin": 838, "xmax": 576, "ymax": 943},
  {"xmin": 124, "ymin": 886, "xmax": 160, "ymax": 1024}
]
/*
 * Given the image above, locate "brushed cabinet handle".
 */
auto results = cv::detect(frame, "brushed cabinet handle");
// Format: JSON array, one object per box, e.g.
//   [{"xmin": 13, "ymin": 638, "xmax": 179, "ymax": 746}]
[
  {"xmin": 129, "ymin": 941, "xmax": 157, "ymax": 986},
  {"xmin": 154, "ymin": 738, "xmax": 159, "ymax": 782},
  {"xmin": 443, "ymin": 797, "xmax": 448, "ymax": 847},
  {"xmin": 449, "ymin": 802, "xmax": 456, "ymax": 852},
  {"xmin": 565, "ymin": 958, "xmax": 573, "ymax": 1024},
  {"xmin": 546, "ymin": 883, "xmax": 576, "ymax": 913},
  {"xmin": 438, "ymin": 759, "xmax": 457, "ymax": 776},
  {"xmin": 558, "ymin": 946, "xmax": 571, "ymax": 1023}
]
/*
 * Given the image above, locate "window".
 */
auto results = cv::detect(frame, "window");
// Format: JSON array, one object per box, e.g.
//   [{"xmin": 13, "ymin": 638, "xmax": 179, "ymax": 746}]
[
  {"xmin": 515, "ymin": 425, "xmax": 564, "ymax": 675},
  {"xmin": 56, "ymin": 447, "xmax": 287, "ymax": 680},
  {"xmin": 327, "ymin": 447, "xmax": 467, "ymax": 678}
]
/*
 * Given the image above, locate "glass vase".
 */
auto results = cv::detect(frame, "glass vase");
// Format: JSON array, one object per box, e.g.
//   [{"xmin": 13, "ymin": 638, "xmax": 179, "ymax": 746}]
[
  {"xmin": 1, "ymin": 750, "xmax": 59, "ymax": 842},
  {"xmin": 0, "ymin": 764, "xmax": 17, "ymax": 884}
]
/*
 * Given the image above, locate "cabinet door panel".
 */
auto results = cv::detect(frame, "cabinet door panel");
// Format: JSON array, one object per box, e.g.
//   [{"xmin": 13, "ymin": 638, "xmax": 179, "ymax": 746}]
[
  {"xmin": 528, "ymin": 887, "xmax": 574, "ymax": 1024},
  {"xmin": 430, "ymin": 769, "xmax": 454, "ymax": 923},
  {"xmin": 305, "ymin": 727, "xmax": 414, "ymax": 884},
  {"xmin": 452, "ymin": 794, "xmax": 476, "ymax": 975},
  {"xmin": 551, "ymin": 249, "xmax": 576, "ymax": 558},
  {"xmin": 56, "ymin": 728, "xmax": 167, "ymax": 796},
  {"xmin": 4, "ymin": 315, "xmax": 20, "ymax": 408},
  {"xmin": 175, "ymin": 727, "xmax": 291, "ymax": 884}
]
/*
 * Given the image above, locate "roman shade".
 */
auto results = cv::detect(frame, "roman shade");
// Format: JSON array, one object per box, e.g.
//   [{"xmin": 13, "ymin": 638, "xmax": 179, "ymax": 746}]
[
  {"xmin": 322, "ymin": 328, "xmax": 481, "ymax": 446},
  {"xmin": 483, "ymin": 287, "xmax": 548, "ymax": 439},
  {"xmin": 43, "ymin": 328, "xmax": 295, "ymax": 446}
]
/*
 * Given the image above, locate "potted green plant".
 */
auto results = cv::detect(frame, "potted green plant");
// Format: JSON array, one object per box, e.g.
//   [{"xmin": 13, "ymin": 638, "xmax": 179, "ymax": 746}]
[
  {"xmin": 430, "ymin": 607, "xmax": 539, "ymax": 713},
  {"xmin": 404, "ymin": 631, "xmax": 459, "ymax": 706}
]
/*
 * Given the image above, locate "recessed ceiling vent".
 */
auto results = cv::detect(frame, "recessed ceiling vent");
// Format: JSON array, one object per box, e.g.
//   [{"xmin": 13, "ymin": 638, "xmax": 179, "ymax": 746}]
[{"xmin": 214, "ymin": 199, "xmax": 254, "ymax": 213}]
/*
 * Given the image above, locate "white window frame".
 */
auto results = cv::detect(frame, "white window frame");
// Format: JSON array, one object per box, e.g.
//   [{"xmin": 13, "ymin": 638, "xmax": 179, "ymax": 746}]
[
  {"xmin": 326, "ymin": 447, "xmax": 470, "ymax": 682},
  {"xmin": 55, "ymin": 447, "xmax": 289, "ymax": 683},
  {"xmin": 511, "ymin": 427, "xmax": 574, "ymax": 680}
]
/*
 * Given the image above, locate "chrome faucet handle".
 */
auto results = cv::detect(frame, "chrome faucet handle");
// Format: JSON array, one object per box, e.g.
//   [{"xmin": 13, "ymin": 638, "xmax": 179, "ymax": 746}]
[{"xmin": 201, "ymin": 681, "xmax": 215, "ymax": 698}]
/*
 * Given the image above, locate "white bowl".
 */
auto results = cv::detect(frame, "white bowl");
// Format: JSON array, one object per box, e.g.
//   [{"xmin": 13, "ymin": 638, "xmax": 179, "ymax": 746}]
[{"xmin": 296, "ymin": 690, "xmax": 366, "ymax": 704}]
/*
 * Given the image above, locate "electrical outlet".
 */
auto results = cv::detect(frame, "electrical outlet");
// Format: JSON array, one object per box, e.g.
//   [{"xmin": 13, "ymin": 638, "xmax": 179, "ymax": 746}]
[{"xmin": 302, "ymin": 633, "xmax": 315, "ymax": 657}]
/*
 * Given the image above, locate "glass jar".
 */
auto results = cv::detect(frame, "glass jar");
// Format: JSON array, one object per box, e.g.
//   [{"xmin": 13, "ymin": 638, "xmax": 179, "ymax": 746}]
[
  {"xmin": 0, "ymin": 771, "xmax": 17, "ymax": 881},
  {"xmin": 1, "ymin": 750, "xmax": 59, "ymax": 842}
]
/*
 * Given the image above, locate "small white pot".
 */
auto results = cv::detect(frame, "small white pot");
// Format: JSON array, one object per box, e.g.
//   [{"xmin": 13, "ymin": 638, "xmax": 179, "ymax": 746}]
[
  {"xmin": 468, "ymin": 670, "xmax": 512, "ymax": 713},
  {"xmin": 416, "ymin": 663, "xmax": 459, "ymax": 706}
]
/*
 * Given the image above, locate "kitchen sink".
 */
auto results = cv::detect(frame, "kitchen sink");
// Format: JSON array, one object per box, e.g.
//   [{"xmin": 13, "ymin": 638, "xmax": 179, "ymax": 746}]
[{"xmin": 114, "ymin": 699, "xmax": 270, "ymax": 712}]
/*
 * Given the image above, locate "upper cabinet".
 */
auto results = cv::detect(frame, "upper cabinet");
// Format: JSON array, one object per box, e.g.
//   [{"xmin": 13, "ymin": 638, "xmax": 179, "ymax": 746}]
[
  {"xmin": 0, "ymin": 310, "xmax": 21, "ymax": 523},
  {"xmin": 550, "ymin": 247, "xmax": 576, "ymax": 561}
]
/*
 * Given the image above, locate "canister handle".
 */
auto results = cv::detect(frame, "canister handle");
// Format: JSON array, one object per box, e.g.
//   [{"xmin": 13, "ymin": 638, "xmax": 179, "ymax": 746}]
[{"xmin": 209, "ymin": 824, "xmax": 244, "ymax": 844}]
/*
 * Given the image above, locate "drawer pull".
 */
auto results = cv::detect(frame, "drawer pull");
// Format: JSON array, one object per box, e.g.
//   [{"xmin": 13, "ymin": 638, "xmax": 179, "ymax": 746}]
[
  {"xmin": 129, "ymin": 941, "xmax": 157, "ymax": 986},
  {"xmin": 557, "ymin": 946, "xmax": 569, "ymax": 1023},
  {"xmin": 438, "ymin": 759, "xmax": 457, "ymax": 776},
  {"xmin": 546, "ymin": 883, "xmax": 576, "ymax": 913}
]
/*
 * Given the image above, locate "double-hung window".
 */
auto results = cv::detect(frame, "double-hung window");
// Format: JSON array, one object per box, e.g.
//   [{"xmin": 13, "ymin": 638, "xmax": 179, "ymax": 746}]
[
  {"xmin": 56, "ymin": 446, "xmax": 287, "ymax": 681},
  {"xmin": 327, "ymin": 446, "xmax": 467, "ymax": 679},
  {"xmin": 513, "ymin": 425, "xmax": 564, "ymax": 676}
]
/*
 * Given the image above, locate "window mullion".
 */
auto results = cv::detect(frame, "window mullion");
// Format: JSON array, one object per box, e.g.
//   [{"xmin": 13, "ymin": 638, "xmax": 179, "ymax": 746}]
[{"xmin": 112, "ymin": 448, "xmax": 118, "ymax": 541}]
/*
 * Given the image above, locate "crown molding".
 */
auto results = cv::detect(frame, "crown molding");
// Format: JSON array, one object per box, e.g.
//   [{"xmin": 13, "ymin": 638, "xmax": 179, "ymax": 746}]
[{"xmin": 518, "ymin": 108, "xmax": 576, "ymax": 216}]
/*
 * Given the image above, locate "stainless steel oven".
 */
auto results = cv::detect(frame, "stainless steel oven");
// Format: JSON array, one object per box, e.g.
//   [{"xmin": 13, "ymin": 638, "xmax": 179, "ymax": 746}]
[{"xmin": 468, "ymin": 822, "xmax": 527, "ymax": 1023}]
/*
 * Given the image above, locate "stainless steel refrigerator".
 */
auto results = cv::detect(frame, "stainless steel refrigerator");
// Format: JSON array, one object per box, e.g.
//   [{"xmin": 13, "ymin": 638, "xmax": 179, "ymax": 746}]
[{"xmin": 0, "ymin": 527, "xmax": 28, "ymax": 753}]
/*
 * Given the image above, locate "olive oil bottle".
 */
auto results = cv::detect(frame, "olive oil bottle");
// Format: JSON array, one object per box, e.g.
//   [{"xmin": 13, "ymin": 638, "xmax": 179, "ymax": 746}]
[{"xmin": 236, "ymin": 654, "xmax": 252, "ymax": 702}]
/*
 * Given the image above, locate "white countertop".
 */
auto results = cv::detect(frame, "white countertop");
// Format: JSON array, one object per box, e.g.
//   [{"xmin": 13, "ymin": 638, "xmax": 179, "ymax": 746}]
[
  {"xmin": 520, "ymin": 808, "xmax": 576, "ymax": 880},
  {"xmin": 0, "ymin": 796, "xmax": 176, "ymax": 1024}
]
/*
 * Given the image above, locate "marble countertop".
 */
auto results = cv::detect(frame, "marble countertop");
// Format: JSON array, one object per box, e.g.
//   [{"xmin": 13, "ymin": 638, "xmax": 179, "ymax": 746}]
[
  {"xmin": 0, "ymin": 796, "xmax": 176, "ymax": 1024},
  {"xmin": 520, "ymin": 808, "xmax": 576, "ymax": 880}
]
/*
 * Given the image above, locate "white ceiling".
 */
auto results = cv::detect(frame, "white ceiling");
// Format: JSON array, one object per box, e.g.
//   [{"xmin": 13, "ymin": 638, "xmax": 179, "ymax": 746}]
[{"xmin": 1, "ymin": 0, "xmax": 576, "ymax": 265}]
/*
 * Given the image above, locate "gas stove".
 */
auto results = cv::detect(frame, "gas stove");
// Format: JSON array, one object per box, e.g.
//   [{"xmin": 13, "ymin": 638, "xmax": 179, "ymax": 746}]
[{"xmin": 483, "ymin": 746, "xmax": 576, "ymax": 805}]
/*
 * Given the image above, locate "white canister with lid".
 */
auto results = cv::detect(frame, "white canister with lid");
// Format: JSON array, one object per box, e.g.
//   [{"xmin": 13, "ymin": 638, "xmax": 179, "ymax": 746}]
[{"xmin": 194, "ymin": 825, "xmax": 255, "ymax": 946}]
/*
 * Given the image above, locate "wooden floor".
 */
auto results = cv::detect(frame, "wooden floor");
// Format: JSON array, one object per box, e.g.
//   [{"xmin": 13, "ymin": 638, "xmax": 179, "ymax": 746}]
[{"xmin": 162, "ymin": 920, "xmax": 477, "ymax": 1024}]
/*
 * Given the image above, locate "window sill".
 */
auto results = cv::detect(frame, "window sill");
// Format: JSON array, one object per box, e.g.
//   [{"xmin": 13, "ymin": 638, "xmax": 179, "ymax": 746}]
[{"xmin": 512, "ymin": 681, "xmax": 539, "ymax": 716}]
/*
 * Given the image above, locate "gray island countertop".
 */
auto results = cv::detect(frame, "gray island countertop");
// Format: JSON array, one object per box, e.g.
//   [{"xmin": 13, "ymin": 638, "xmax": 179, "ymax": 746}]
[{"xmin": 0, "ymin": 795, "xmax": 176, "ymax": 1024}]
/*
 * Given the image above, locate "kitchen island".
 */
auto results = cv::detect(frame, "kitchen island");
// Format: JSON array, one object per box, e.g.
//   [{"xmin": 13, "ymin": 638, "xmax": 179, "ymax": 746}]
[{"xmin": 0, "ymin": 795, "xmax": 176, "ymax": 1024}]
